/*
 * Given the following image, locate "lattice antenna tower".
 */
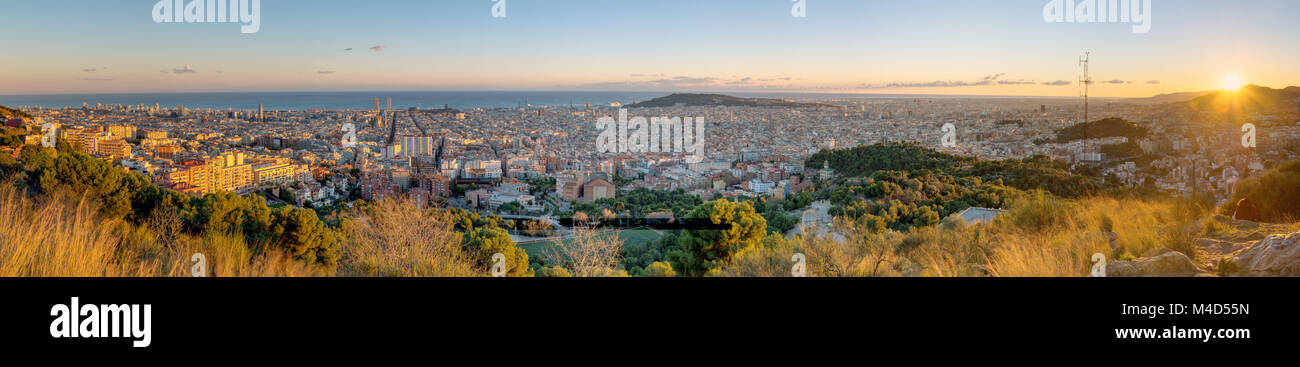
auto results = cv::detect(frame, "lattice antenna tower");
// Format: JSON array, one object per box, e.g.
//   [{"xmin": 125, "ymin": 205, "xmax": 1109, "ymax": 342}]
[{"xmin": 1079, "ymin": 51, "xmax": 1094, "ymax": 126}]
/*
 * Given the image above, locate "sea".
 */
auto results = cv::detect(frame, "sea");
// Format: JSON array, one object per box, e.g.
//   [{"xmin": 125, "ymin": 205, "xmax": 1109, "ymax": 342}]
[{"xmin": 0, "ymin": 91, "xmax": 1059, "ymax": 111}]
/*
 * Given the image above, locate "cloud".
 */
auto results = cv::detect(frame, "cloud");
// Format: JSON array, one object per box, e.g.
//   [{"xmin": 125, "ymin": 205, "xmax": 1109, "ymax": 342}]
[
  {"xmin": 344, "ymin": 48, "xmax": 354, "ymax": 51},
  {"xmin": 1146, "ymin": 80, "xmax": 1160, "ymax": 84},
  {"xmin": 728, "ymin": 77, "xmax": 755, "ymax": 85},
  {"xmin": 1101, "ymin": 79, "xmax": 1128, "ymax": 84},
  {"xmin": 76, "ymin": 77, "xmax": 115, "ymax": 81},
  {"xmin": 883, "ymin": 73, "xmax": 1036, "ymax": 88},
  {"xmin": 886, "ymin": 80, "xmax": 975, "ymax": 88},
  {"xmin": 162, "ymin": 64, "xmax": 197, "ymax": 74},
  {"xmin": 577, "ymin": 75, "xmax": 801, "ymax": 90},
  {"xmin": 369, "ymin": 45, "xmax": 387, "ymax": 52},
  {"xmin": 1041, "ymin": 80, "xmax": 1073, "ymax": 86},
  {"xmin": 82, "ymin": 68, "xmax": 98, "ymax": 73},
  {"xmin": 318, "ymin": 70, "xmax": 336, "ymax": 75},
  {"xmin": 647, "ymin": 76, "xmax": 722, "ymax": 87}
]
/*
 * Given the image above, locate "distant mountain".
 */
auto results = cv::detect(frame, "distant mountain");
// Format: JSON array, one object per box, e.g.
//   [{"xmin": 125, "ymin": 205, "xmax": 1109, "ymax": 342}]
[
  {"xmin": 625, "ymin": 93, "xmax": 828, "ymax": 108},
  {"xmin": 0, "ymin": 105, "xmax": 30, "ymax": 120},
  {"xmin": 1135, "ymin": 91, "xmax": 1212, "ymax": 104},
  {"xmin": 1187, "ymin": 85, "xmax": 1300, "ymax": 112},
  {"xmin": 1136, "ymin": 85, "xmax": 1300, "ymax": 111}
]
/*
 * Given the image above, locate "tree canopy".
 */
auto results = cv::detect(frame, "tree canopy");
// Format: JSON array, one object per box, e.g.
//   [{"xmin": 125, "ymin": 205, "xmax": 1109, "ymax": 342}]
[{"xmin": 667, "ymin": 199, "xmax": 767, "ymax": 276}]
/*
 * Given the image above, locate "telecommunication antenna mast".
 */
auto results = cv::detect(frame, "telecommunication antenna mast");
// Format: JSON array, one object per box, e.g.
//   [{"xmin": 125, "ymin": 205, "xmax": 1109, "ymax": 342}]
[{"xmin": 1079, "ymin": 52, "xmax": 1093, "ymax": 125}]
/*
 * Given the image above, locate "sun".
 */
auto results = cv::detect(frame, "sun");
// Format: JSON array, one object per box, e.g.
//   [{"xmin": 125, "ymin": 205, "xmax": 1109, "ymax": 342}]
[{"xmin": 1222, "ymin": 75, "xmax": 1245, "ymax": 91}]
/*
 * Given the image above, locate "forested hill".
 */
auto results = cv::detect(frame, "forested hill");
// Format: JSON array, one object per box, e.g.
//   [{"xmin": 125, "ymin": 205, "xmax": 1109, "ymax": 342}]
[
  {"xmin": 806, "ymin": 142, "xmax": 1109, "ymax": 199},
  {"xmin": 625, "ymin": 93, "xmax": 828, "ymax": 108},
  {"xmin": 805, "ymin": 142, "xmax": 974, "ymax": 174},
  {"xmin": 0, "ymin": 105, "xmax": 31, "ymax": 119},
  {"xmin": 1048, "ymin": 117, "xmax": 1148, "ymax": 144}
]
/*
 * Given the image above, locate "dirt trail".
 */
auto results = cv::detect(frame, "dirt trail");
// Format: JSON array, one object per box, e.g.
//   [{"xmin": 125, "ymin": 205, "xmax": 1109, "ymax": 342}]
[{"xmin": 1191, "ymin": 216, "xmax": 1294, "ymax": 274}]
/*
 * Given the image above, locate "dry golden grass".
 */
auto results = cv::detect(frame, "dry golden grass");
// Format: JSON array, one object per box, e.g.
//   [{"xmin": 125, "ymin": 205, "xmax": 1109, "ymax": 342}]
[
  {"xmin": 0, "ymin": 184, "xmax": 326, "ymax": 277},
  {"xmin": 6, "ymin": 174, "xmax": 1231, "ymax": 279},
  {"xmin": 337, "ymin": 198, "xmax": 481, "ymax": 277},
  {"xmin": 714, "ymin": 193, "xmax": 1201, "ymax": 277},
  {"xmin": 0, "ymin": 184, "xmax": 132, "ymax": 276},
  {"xmin": 710, "ymin": 235, "xmax": 800, "ymax": 277}
]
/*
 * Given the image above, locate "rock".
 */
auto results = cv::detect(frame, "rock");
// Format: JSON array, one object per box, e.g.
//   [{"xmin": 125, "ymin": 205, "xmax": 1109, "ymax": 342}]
[
  {"xmin": 1228, "ymin": 232, "xmax": 1300, "ymax": 276},
  {"xmin": 1141, "ymin": 247, "xmax": 1173, "ymax": 258},
  {"xmin": 1213, "ymin": 215, "xmax": 1260, "ymax": 231},
  {"xmin": 1107, "ymin": 251, "xmax": 1199, "ymax": 277}
]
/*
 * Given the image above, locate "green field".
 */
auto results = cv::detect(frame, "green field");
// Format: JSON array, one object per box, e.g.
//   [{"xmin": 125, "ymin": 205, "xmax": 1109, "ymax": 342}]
[{"xmin": 518, "ymin": 228, "xmax": 663, "ymax": 258}]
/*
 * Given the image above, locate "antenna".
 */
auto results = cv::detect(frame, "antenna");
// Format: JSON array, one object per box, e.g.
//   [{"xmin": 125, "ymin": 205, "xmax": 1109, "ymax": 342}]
[
  {"xmin": 1078, "ymin": 51, "xmax": 1093, "ymax": 124},
  {"xmin": 1078, "ymin": 52, "xmax": 1096, "ymax": 161}
]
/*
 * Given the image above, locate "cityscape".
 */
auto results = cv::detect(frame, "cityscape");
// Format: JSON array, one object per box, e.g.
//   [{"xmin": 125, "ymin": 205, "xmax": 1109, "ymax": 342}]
[
  {"xmin": 8, "ymin": 91, "xmax": 1296, "ymax": 214},
  {"xmin": 7, "ymin": 0, "xmax": 1300, "ymax": 353},
  {"xmin": 0, "ymin": 0, "xmax": 1297, "ymax": 280}
]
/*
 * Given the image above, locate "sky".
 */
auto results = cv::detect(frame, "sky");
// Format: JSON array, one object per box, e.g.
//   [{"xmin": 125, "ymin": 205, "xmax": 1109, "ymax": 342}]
[{"xmin": 0, "ymin": 0, "xmax": 1296, "ymax": 97}]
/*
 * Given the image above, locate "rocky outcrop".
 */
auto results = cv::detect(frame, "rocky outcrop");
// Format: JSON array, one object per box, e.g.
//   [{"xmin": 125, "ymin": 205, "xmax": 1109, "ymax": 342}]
[
  {"xmin": 1227, "ymin": 232, "xmax": 1300, "ymax": 276},
  {"xmin": 1107, "ymin": 249, "xmax": 1201, "ymax": 277}
]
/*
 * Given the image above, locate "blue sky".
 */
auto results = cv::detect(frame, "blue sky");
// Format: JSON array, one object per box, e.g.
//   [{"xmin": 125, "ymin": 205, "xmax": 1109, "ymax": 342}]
[{"xmin": 1, "ymin": 0, "xmax": 1296, "ymax": 96}]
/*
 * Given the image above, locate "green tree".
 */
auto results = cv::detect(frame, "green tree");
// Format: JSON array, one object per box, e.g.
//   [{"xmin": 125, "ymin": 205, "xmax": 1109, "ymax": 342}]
[
  {"xmin": 39, "ymin": 150, "xmax": 149, "ymax": 219},
  {"xmin": 185, "ymin": 192, "xmax": 273, "ymax": 244},
  {"xmin": 913, "ymin": 206, "xmax": 941, "ymax": 228},
  {"xmin": 763, "ymin": 206, "xmax": 796, "ymax": 234},
  {"xmin": 269, "ymin": 206, "xmax": 340, "ymax": 268},
  {"xmin": 451, "ymin": 209, "xmax": 533, "ymax": 277},
  {"xmin": 667, "ymin": 199, "xmax": 767, "ymax": 276}
]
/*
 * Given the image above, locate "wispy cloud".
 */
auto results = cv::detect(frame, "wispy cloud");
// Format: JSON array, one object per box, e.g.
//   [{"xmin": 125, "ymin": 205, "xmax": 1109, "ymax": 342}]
[
  {"xmin": 1041, "ymin": 80, "xmax": 1073, "ymax": 86},
  {"xmin": 576, "ymin": 75, "xmax": 797, "ymax": 90},
  {"xmin": 76, "ymin": 77, "xmax": 115, "ymax": 81},
  {"xmin": 1101, "ymin": 79, "xmax": 1129, "ymax": 84},
  {"xmin": 368, "ymin": 45, "xmax": 387, "ymax": 52},
  {"xmin": 1146, "ymin": 80, "xmax": 1160, "ymax": 84},
  {"xmin": 883, "ymin": 73, "xmax": 1036, "ymax": 88},
  {"xmin": 344, "ymin": 48, "xmax": 354, "ymax": 51},
  {"xmin": 318, "ymin": 70, "xmax": 336, "ymax": 75},
  {"xmin": 162, "ymin": 64, "xmax": 198, "ymax": 74}
]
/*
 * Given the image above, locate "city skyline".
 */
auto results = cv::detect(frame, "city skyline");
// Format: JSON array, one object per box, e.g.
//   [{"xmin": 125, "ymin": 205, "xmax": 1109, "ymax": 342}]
[{"xmin": 1, "ymin": 0, "xmax": 1297, "ymax": 97}]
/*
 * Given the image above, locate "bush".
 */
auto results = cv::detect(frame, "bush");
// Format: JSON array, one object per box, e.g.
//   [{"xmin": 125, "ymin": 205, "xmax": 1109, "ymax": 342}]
[
  {"xmin": 1000, "ymin": 191, "xmax": 1070, "ymax": 233},
  {"xmin": 1220, "ymin": 160, "xmax": 1300, "ymax": 223}
]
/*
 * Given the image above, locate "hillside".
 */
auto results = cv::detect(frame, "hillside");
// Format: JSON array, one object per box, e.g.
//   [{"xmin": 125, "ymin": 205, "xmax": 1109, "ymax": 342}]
[
  {"xmin": 0, "ymin": 105, "xmax": 31, "ymax": 120},
  {"xmin": 1048, "ymin": 117, "xmax": 1148, "ymax": 144},
  {"xmin": 1134, "ymin": 90, "xmax": 1211, "ymax": 104},
  {"xmin": 1188, "ymin": 84, "xmax": 1300, "ymax": 113},
  {"xmin": 625, "ymin": 93, "xmax": 828, "ymax": 108},
  {"xmin": 801, "ymin": 142, "xmax": 1111, "ymax": 233},
  {"xmin": 807, "ymin": 142, "xmax": 1108, "ymax": 197}
]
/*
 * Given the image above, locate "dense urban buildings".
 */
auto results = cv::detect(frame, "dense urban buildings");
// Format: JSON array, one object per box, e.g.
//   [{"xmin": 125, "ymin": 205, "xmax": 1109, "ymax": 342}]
[{"xmin": 6, "ymin": 92, "xmax": 1298, "ymax": 217}]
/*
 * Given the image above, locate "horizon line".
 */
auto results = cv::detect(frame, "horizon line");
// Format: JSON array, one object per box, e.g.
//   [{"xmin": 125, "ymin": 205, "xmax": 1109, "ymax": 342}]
[{"xmin": 0, "ymin": 89, "xmax": 1157, "ymax": 100}]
